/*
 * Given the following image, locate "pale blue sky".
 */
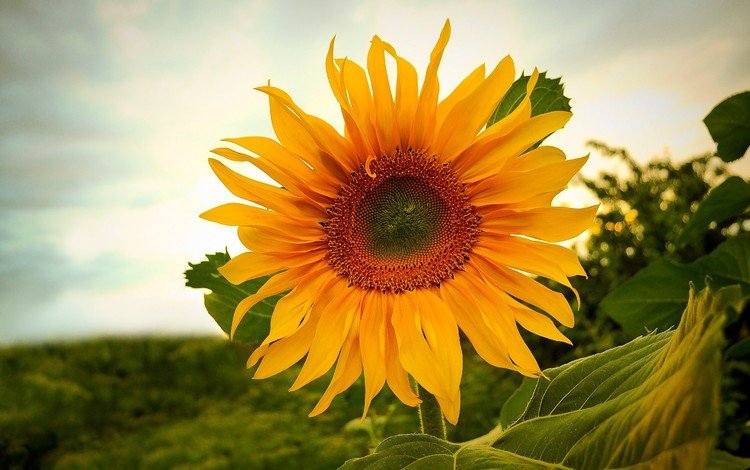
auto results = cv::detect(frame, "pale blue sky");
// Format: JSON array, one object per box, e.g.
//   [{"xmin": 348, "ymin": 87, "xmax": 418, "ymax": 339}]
[{"xmin": 1, "ymin": 0, "xmax": 749, "ymax": 343}]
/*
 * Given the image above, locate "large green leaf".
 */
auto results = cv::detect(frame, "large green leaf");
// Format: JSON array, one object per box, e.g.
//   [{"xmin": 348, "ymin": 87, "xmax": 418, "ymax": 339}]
[
  {"xmin": 487, "ymin": 71, "xmax": 571, "ymax": 127},
  {"xmin": 704, "ymin": 91, "xmax": 750, "ymax": 162},
  {"xmin": 676, "ymin": 176, "xmax": 750, "ymax": 247},
  {"xmin": 342, "ymin": 287, "xmax": 744, "ymax": 470},
  {"xmin": 184, "ymin": 251, "xmax": 282, "ymax": 345},
  {"xmin": 339, "ymin": 434, "xmax": 566, "ymax": 469},
  {"xmin": 498, "ymin": 377, "xmax": 535, "ymax": 429},
  {"xmin": 492, "ymin": 286, "xmax": 744, "ymax": 469},
  {"xmin": 599, "ymin": 235, "xmax": 750, "ymax": 336}
]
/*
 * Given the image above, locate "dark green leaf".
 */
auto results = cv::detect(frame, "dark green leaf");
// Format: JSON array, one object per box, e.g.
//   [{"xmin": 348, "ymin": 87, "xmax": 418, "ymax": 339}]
[
  {"xmin": 339, "ymin": 434, "xmax": 566, "ymax": 469},
  {"xmin": 725, "ymin": 336, "xmax": 750, "ymax": 359},
  {"xmin": 185, "ymin": 251, "xmax": 283, "ymax": 345},
  {"xmin": 498, "ymin": 377, "xmax": 535, "ymax": 428},
  {"xmin": 487, "ymin": 71, "xmax": 571, "ymax": 128},
  {"xmin": 677, "ymin": 176, "xmax": 750, "ymax": 247},
  {"xmin": 704, "ymin": 91, "xmax": 750, "ymax": 162},
  {"xmin": 707, "ymin": 449, "xmax": 750, "ymax": 470},
  {"xmin": 492, "ymin": 286, "xmax": 743, "ymax": 469},
  {"xmin": 599, "ymin": 235, "xmax": 750, "ymax": 336}
]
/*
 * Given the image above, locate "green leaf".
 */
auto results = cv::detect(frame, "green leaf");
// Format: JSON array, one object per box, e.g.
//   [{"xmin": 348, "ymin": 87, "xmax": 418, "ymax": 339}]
[
  {"xmin": 725, "ymin": 336, "xmax": 750, "ymax": 359},
  {"xmin": 676, "ymin": 176, "xmax": 750, "ymax": 247},
  {"xmin": 184, "ymin": 251, "xmax": 283, "ymax": 345},
  {"xmin": 338, "ymin": 434, "xmax": 566, "ymax": 469},
  {"xmin": 492, "ymin": 286, "xmax": 744, "ymax": 469},
  {"xmin": 704, "ymin": 91, "xmax": 750, "ymax": 162},
  {"xmin": 498, "ymin": 377, "xmax": 535, "ymax": 428},
  {"xmin": 487, "ymin": 71, "xmax": 571, "ymax": 128},
  {"xmin": 342, "ymin": 287, "xmax": 744, "ymax": 470},
  {"xmin": 599, "ymin": 235, "xmax": 750, "ymax": 336},
  {"xmin": 707, "ymin": 449, "xmax": 750, "ymax": 470}
]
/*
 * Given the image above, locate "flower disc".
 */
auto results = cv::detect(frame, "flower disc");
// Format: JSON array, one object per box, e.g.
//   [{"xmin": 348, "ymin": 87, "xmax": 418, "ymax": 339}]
[{"xmin": 324, "ymin": 148, "xmax": 481, "ymax": 293}]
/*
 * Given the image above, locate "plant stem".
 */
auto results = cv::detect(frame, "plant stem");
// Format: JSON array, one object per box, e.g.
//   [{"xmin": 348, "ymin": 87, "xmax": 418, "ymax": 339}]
[
  {"xmin": 412, "ymin": 379, "xmax": 446, "ymax": 440},
  {"xmin": 459, "ymin": 425, "xmax": 503, "ymax": 446}
]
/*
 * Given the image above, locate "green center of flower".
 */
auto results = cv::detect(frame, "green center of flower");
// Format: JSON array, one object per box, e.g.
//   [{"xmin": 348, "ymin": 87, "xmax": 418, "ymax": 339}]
[{"xmin": 358, "ymin": 177, "xmax": 448, "ymax": 260}]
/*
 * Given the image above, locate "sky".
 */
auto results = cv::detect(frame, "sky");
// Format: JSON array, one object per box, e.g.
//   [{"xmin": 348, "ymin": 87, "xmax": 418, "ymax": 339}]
[{"xmin": 1, "ymin": 0, "xmax": 749, "ymax": 343}]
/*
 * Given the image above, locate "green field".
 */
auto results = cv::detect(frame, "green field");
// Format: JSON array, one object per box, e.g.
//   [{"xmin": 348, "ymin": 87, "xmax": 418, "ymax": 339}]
[{"xmin": 0, "ymin": 337, "xmax": 522, "ymax": 469}]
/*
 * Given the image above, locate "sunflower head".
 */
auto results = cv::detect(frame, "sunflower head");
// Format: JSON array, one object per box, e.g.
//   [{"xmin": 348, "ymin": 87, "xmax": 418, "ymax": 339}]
[{"xmin": 201, "ymin": 20, "xmax": 597, "ymax": 425}]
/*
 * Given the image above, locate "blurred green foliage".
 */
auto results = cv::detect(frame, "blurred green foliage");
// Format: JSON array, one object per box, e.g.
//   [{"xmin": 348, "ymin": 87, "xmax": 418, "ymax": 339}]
[
  {"xmin": 520, "ymin": 141, "xmax": 740, "ymax": 366},
  {"xmin": 571, "ymin": 142, "xmax": 749, "ymax": 455},
  {"xmin": 0, "ymin": 337, "xmax": 519, "ymax": 468},
  {"xmin": 0, "ymin": 338, "xmax": 367, "ymax": 468},
  {"xmin": 519, "ymin": 142, "xmax": 749, "ymax": 456}
]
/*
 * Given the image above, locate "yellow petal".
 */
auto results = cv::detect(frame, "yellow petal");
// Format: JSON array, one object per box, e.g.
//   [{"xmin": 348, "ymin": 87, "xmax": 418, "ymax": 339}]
[
  {"xmin": 471, "ymin": 155, "xmax": 588, "ymax": 205},
  {"xmin": 391, "ymin": 290, "xmax": 462, "ymax": 424},
  {"xmin": 208, "ymin": 158, "xmax": 324, "ymax": 219},
  {"xmin": 264, "ymin": 296, "xmax": 312, "ymax": 346},
  {"xmin": 383, "ymin": 294, "xmax": 421, "ymax": 407},
  {"xmin": 502, "ymin": 145, "xmax": 565, "ymax": 172},
  {"xmin": 503, "ymin": 191, "xmax": 559, "ymax": 210},
  {"xmin": 479, "ymin": 68, "xmax": 539, "ymax": 141},
  {"xmin": 237, "ymin": 226, "xmax": 324, "ymax": 248},
  {"xmin": 290, "ymin": 280, "xmax": 363, "ymax": 390},
  {"xmin": 391, "ymin": 294, "xmax": 439, "ymax": 393},
  {"xmin": 475, "ymin": 237, "xmax": 585, "ymax": 288},
  {"xmin": 230, "ymin": 262, "xmax": 328, "ymax": 338},
  {"xmin": 415, "ymin": 290, "xmax": 462, "ymax": 405},
  {"xmin": 434, "ymin": 56, "xmax": 515, "ymax": 162},
  {"xmin": 512, "ymin": 306, "xmax": 572, "ymax": 345},
  {"xmin": 381, "ymin": 40, "xmax": 418, "ymax": 150},
  {"xmin": 218, "ymin": 251, "xmax": 284, "ymax": 285},
  {"xmin": 326, "ymin": 39, "xmax": 370, "ymax": 159},
  {"xmin": 325, "ymin": 37, "xmax": 349, "ymax": 107},
  {"xmin": 436, "ymin": 64, "xmax": 486, "ymax": 134},
  {"xmin": 237, "ymin": 226, "xmax": 325, "ymax": 254},
  {"xmin": 309, "ymin": 316, "xmax": 362, "ymax": 417},
  {"xmin": 223, "ymin": 136, "xmax": 339, "ymax": 194},
  {"xmin": 338, "ymin": 58, "xmax": 379, "ymax": 156},
  {"xmin": 253, "ymin": 307, "xmax": 319, "ymax": 378},
  {"xmin": 410, "ymin": 19, "xmax": 450, "ymax": 150},
  {"xmin": 248, "ymin": 269, "xmax": 337, "ymax": 368},
  {"xmin": 482, "ymin": 205, "xmax": 599, "ymax": 242},
  {"xmin": 359, "ymin": 293, "xmax": 388, "ymax": 419},
  {"xmin": 472, "ymin": 255, "xmax": 575, "ymax": 328},
  {"xmin": 265, "ymin": 91, "xmax": 349, "ymax": 181},
  {"xmin": 441, "ymin": 275, "xmax": 518, "ymax": 371},
  {"xmin": 456, "ymin": 111, "xmax": 572, "ymax": 183},
  {"xmin": 338, "ymin": 58, "xmax": 372, "ymax": 120},
  {"xmin": 256, "ymin": 86, "xmax": 357, "ymax": 171},
  {"xmin": 368, "ymin": 35, "xmax": 397, "ymax": 153},
  {"xmin": 459, "ymin": 272, "xmax": 542, "ymax": 376},
  {"xmin": 211, "ymin": 147, "xmax": 325, "ymax": 205},
  {"xmin": 200, "ymin": 202, "xmax": 323, "ymax": 238}
]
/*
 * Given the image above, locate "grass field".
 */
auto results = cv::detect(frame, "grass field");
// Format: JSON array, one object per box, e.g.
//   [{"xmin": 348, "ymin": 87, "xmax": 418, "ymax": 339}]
[{"xmin": 0, "ymin": 337, "xmax": 520, "ymax": 469}]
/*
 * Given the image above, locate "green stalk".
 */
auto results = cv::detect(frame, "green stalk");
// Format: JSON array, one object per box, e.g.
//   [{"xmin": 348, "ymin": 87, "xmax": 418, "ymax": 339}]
[{"xmin": 412, "ymin": 379, "xmax": 447, "ymax": 440}]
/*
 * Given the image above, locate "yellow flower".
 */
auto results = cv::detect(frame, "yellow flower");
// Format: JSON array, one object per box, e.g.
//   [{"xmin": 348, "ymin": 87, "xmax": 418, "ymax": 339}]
[{"xmin": 201, "ymin": 20, "xmax": 597, "ymax": 424}]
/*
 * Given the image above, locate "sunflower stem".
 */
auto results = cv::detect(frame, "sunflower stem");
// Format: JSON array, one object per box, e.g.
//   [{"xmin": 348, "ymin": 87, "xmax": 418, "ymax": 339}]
[{"xmin": 412, "ymin": 379, "xmax": 446, "ymax": 440}]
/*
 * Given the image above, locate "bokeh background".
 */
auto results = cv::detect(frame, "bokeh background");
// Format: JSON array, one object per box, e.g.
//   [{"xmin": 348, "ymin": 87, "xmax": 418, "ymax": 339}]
[{"xmin": 2, "ymin": 0, "xmax": 750, "ymax": 343}]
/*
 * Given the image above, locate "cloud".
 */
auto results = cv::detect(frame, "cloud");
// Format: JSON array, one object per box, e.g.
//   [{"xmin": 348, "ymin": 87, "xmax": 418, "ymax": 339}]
[
  {"xmin": 1, "ymin": 0, "xmax": 749, "ymax": 343},
  {"xmin": 0, "ymin": 210, "xmax": 167, "ymax": 342}
]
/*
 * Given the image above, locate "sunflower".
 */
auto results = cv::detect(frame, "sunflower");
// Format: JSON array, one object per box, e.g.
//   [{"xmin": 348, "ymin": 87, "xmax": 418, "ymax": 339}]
[{"xmin": 201, "ymin": 20, "xmax": 597, "ymax": 425}]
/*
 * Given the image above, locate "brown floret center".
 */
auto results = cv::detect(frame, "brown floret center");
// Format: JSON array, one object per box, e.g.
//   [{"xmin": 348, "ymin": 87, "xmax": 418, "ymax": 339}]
[{"xmin": 322, "ymin": 148, "xmax": 481, "ymax": 293}]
